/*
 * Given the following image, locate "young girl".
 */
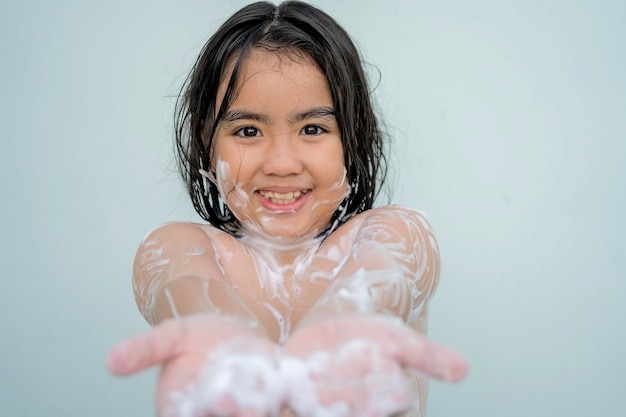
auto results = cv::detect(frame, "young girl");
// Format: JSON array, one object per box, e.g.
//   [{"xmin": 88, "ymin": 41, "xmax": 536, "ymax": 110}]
[{"xmin": 106, "ymin": 2, "xmax": 468, "ymax": 416}]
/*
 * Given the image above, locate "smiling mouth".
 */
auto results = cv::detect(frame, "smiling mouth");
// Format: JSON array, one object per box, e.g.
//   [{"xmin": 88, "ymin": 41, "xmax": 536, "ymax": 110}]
[{"xmin": 257, "ymin": 190, "xmax": 309, "ymax": 204}]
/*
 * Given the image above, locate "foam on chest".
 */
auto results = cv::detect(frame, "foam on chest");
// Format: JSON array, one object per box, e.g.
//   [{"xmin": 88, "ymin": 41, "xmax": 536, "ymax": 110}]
[{"xmin": 214, "ymin": 227, "xmax": 357, "ymax": 343}]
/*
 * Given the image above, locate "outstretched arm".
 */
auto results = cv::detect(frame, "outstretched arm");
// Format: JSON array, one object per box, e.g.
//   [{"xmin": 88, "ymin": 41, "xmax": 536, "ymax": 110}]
[
  {"xmin": 298, "ymin": 206, "xmax": 440, "ymax": 327},
  {"xmin": 132, "ymin": 222, "xmax": 260, "ymax": 329},
  {"xmin": 283, "ymin": 207, "xmax": 466, "ymax": 417},
  {"xmin": 108, "ymin": 223, "xmax": 282, "ymax": 417}
]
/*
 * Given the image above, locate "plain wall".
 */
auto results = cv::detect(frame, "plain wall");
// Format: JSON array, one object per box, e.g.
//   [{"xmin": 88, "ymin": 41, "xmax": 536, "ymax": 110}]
[{"xmin": 1, "ymin": 0, "xmax": 624, "ymax": 415}]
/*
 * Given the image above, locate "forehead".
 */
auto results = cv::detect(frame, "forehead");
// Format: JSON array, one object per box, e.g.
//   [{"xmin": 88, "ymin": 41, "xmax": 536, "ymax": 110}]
[{"xmin": 217, "ymin": 48, "xmax": 330, "ymax": 106}]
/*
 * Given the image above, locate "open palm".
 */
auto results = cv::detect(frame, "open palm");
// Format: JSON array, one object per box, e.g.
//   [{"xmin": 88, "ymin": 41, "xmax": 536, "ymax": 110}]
[
  {"xmin": 107, "ymin": 315, "xmax": 281, "ymax": 417},
  {"xmin": 282, "ymin": 314, "xmax": 468, "ymax": 417}
]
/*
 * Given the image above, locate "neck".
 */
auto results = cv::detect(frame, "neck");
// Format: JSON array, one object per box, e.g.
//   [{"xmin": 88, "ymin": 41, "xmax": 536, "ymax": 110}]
[{"xmin": 239, "ymin": 228, "xmax": 323, "ymax": 262}]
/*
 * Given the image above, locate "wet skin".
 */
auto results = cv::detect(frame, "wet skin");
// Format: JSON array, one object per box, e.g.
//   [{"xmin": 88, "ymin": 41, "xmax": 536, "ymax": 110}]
[{"xmin": 107, "ymin": 49, "xmax": 468, "ymax": 417}]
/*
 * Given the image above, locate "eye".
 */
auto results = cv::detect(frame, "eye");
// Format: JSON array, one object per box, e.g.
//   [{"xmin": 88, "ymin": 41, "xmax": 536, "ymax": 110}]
[
  {"xmin": 301, "ymin": 125, "xmax": 326, "ymax": 136},
  {"xmin": 235, "ymin": 126, "xmax": 261, "ymax": 138}
]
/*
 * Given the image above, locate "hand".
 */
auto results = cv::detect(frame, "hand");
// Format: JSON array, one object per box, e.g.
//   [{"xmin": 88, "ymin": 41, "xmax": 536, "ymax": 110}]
[
  {"xmin": 282, "ymin": 314, "xmax": 468, "ymax": 417},
  {"xmin": 106, "ymin": 314, "xmax": 282, "ymax": 417}
]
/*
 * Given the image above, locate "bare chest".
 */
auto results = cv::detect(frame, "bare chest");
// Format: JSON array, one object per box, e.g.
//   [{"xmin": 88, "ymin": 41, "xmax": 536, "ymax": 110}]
[{"xmin": 210, "ymin": 228, "xmax": 358, "ymax": 343}]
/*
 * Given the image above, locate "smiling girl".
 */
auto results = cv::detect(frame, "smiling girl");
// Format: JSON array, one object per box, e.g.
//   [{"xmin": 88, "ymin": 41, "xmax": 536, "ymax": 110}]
[{"xmin": 107, "ymin": 2, "xmax": 467, "ymax": 416}]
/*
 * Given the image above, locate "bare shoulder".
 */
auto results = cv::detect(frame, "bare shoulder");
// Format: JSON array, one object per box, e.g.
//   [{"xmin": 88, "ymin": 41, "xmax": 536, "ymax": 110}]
[
  {"xmin": 139, "ymin": 221, "xmax": 209, "ymax": 244},
  {"xmin": 326, "ymin": 205, "xmax": 441, "ymax": 319},
  {"xmin": 133, "ymin": 222, "xmax": 236, "ymax": 283},
  {"xmin": 359, "ymin": 205, "xmax": 432, "ymax": 222},
  {"xmin": 137, "ymin": 221, "xmax": 236, "ymax": 251},
  {"xmin": 346, "ymin": 205, "xmax": 436, "ymax": 238},
  {"xmin": 133, "ymin": 222, "xmax": 238, "ymax": 322}
]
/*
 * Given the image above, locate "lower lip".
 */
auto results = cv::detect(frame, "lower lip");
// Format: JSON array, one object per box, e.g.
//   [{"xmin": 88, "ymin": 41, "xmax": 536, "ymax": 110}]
[{"xmin": 256, "ymin": 191, "xmax": 310, "ymax": 213}]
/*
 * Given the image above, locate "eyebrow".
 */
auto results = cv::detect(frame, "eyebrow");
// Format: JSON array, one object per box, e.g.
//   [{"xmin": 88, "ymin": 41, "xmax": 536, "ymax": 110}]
[
  {"xmin": 220, "ymin": 106, "xmax": 335, "ymax": 125},
  {"xmin": 221, "ymin": 110, "xmax": 270, "ymax": 124},
  {"xmin": 290, "ymin": 107, "xmax": 336, "ymax": 123}
]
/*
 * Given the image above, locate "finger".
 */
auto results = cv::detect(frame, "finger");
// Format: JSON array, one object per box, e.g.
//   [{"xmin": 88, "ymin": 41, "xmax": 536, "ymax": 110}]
[
  {"xmin": 390, "ymin": 327, "xmax": 468, "ymax": 382},
  {"xmin": 106, "ymin": 319, "xmax": 186, "ymax": 376},
  {"xmin": 329, "ymin": 315, "xmax": 468, "ymax": 381}
]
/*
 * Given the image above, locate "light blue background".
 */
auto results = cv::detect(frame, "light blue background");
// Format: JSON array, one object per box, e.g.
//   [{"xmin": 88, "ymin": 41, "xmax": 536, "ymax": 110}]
[{"xmin": 1, "ymin": 0, "xmax": 624, "ymax": 415}]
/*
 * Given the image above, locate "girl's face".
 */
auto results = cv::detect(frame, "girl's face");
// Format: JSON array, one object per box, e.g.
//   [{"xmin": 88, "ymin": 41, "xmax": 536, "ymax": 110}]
[{"xmin": 211, "ymin": 49, "xmax": 348, "ymax": 241}]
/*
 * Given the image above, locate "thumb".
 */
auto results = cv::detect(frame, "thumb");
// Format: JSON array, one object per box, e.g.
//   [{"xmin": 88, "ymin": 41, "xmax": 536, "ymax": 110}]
[
  {"xmin": 106, "ymin": 319, "xmax": 185, "ymax": 376},
  {"xmin": 392, "ymin": 329, "xmax": 468, "ymax": 382}
]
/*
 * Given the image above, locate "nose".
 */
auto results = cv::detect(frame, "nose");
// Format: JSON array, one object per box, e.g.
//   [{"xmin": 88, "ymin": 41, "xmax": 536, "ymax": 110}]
[{"xmin": 261, "ymin": 134, "xmax": 304, "ymax": 177}]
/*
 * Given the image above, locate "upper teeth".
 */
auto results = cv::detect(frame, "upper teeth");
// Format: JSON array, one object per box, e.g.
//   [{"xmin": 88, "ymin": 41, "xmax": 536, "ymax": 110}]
[{"xmin": 259, "ymin": 190, "xmax": 304, "ymax": 201}]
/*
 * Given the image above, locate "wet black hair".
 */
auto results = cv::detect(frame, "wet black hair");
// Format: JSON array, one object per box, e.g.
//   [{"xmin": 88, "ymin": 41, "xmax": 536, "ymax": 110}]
[{"xmin": 175, "ymin": 1, "xmax": 388, "ymax": 234}]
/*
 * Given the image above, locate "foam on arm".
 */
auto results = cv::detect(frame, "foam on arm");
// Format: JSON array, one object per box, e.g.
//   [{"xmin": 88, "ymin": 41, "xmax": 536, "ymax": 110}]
[
  {"xmin": 132, "ymin": 222, "xmax": 260, "ymax": 330},
  {"xmin": 300, "ymin": 206, "xmax": 440, "ymax": 327}
]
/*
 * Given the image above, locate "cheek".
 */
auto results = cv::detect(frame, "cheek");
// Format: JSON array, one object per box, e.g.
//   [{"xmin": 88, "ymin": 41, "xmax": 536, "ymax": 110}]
[
  {"xmin": 329, "ymin": 145, "xmax": 346, "ymax": 183},
  {"xmin": 214, "ymin": 158, "xmax": 237, "ymax": 195},
  {"xmin": 219, "ymin": 178, "xmax": 250, "ymax": 225},
  {"xmin": 213, "ymin": 143, "xmax": 245, "ymax": 184},
  {"xmin": 327, "ymin": 159, "xmax": 348, "ymax": 191},
  {"xmin": 214, "ymin": 158, "xmax": 254, "ymax": 216}
]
